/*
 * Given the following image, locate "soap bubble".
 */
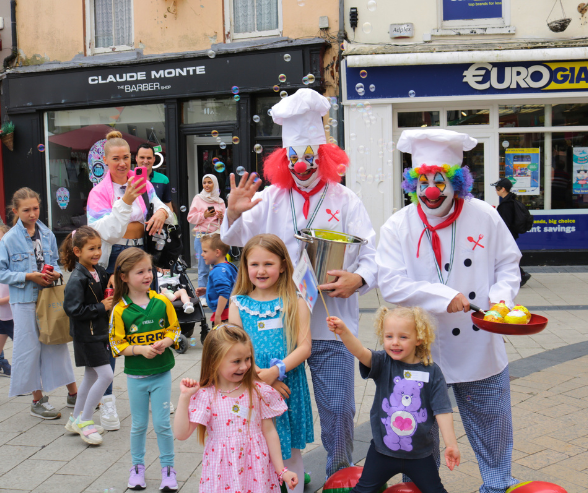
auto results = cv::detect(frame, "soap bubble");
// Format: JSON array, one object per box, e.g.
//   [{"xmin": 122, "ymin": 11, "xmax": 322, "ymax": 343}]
[
  {"xmin": 232, "ymin": 136, "xmax": 240, "ymax": 144},
  {"xmin": 37, "ymin": 144, "xmax": 45, "ymax": 152},
  {"xmin": 214, "ymin": 161, "xmax": 226, "ymax": 173},
  {"xmin": 387, "ymin": 141, "xmax": 395, "ymax": 152},
  {"xmin": 332, "ymin": 103, "xmax": 339, "ymax": 110},
  {"xmin": 278, "ymin": 74, "xmax": 287, "ymax": 83},
  {"xmin": 189, "ymin": 338, "xmax": 197, "ymax": 347},
  {"xmin": 297, "ymin": 0, "xmax": 305, "ymax": 5},
  {"xmin": 280, "ymin": 91, "xmax": 288, "ymax": 99},
  {"xmin": 367, "ymin": 0, "xmax": 377, "ymax": 11},
  {"xmin": 306, "ymin": 74, "xmax": 315, "ymax": 84},
  {"xmin": 219, "ymin": 142, "xmax": 227, "ymax": 149},
  {"xmin": 211, "ymin": 130, "xmax": 219, "ymax": 138},
  {"xmin": 331, "ymin": 120, "xmax": 338, "ymax": 128},
  {"xmin": 340, "ymin": 42, "xmax": 345, "ymax": 50},
  {"xmin": 252, "ymin": 115, "xmax": 260, "ymax": 123},
  {"xmin": 337, "ymin": 164, "xmax": 347, "ymax": 177},
  {"xmin": 231, "ymin": 86, "xmax": 239, "ymax": 95},
  {"xmin": 254, "ymin": 144, "xmax": 263, "ymax": 154},
  {"xmin": 328, "ymin": 137, "xmax": 338, "ymax": 145},
  {"xmin": 350, "ymin": 133, "xmax": 357, "ymax": 141},
  {"xmin": 369, "ymin": 84, "xmax": 376, "ymax": 92},
  {"xmin": 212, "ymin": 157, "xmax": 220, "ymax": 164},
  {"xmin": 236, "ymin": 166, "xmax": 246, "ymax": 176},
  {"xmin": 387, "ymin": 159, "xmax": 393, "ymax": 167},
  {"xmin": 360, "ymin": 70, "xmax": 368, "ymax": 78},
  {"xmin": 216, "ymin": 137, "xmax": 221, "ymax": 142},
  {"xmin": 171, "ymin": 188, "xmax": 176, "ymax": 193},
  {"xmin": 302, "ymin": 76, "xmax": 310, "ymax": 85},
  {"xmin": 284, "ymin": 54, "xmax": 291, "ymax": 62},
  {"xmin": 378, "ymin": 181, "xmax": 386, "ymax": 194},
  {"xmin": 267, "ymin": 109, "xmax": 272, "ymax": 116},
  {"xmin": 356, "ymin": 102, "xmax": 365, "ymax": 111},
  {"xmin": 358, "ymin": 145, "xmax": 365, "ymax": 154},
  {"xmin": 355, "ymin": 83, "xmax": 364, "ymax": 93},
  {"xmin": 366, "ymin": 174, "xmax": 374, "ymax": 184},
  {"xmin": 358, "ymin": 167, "xmax": 366, "ymax": 179},
  {"xmin": 378, "ymin": 150, "xmax": 384, "ymax": 158},
  {"xmin": 233, "ymin": 95, "xmax": 240, "ymax": 102},
  {"xmin": 362, "ymin": 22, "xmax": 372, "ymax": 34},
  {"xmin": 409, "ymin": 90, "xmax": 416, "ymax": 97},
  {"xmin": 357, "ymin": 89, "xmax": 365, "ymax": 96},
  {"xmin": 180, "ymin": 205, "xmax": 187, "ymax": 212},
  {"xmin": 207, "ymin": 50, "xmax": 216, "ymax": 58},
  {"xmin": 377, "ymin": 138, "xmax": 384, "ymax": 147},
  {"xmin": 273, "ymin": 85, "xmax": 280, "ymax": 92}
]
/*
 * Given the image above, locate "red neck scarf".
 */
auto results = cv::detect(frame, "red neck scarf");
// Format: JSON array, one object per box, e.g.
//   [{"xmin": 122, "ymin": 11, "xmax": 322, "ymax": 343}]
[
  {"xmin": 416, "ymin": 198, "xmax": 464, "ymax": 268},
  {"xmin": 292, "ymin": 180, "xmax": 326, "ymax": 219}
]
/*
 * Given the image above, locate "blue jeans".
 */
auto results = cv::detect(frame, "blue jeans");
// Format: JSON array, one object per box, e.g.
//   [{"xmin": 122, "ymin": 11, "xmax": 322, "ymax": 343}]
[
  {"xmin": 194, "ymin": 234, "xmax": 211, "ymax": 288},
  {"xmin": 127, "ymin": 371, "xmax": 174, "ymax": 467}
]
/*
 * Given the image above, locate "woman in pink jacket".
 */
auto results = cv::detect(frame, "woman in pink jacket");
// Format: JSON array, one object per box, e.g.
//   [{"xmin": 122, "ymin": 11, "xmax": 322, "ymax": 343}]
[{"xmin": 187, "ymin": 174, "xmax": 225, "ymax": 305}]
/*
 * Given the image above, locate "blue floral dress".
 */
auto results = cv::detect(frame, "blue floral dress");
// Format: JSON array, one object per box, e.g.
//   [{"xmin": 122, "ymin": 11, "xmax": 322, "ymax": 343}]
[{"xmin": 232, "ymin": 295, "xmax": 314, "ymax": 459}]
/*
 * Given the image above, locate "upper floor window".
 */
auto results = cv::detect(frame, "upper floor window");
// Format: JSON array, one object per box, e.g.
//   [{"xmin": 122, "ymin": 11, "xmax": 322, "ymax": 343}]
[
  {"xmin": 87, "ymin": 0, "xmax": 133, "ymax": 54},
  {"xmin": 227, "ymin": 0, "xmax": 282, "ymax": 40},
  {"xmin": 438, "ymin": 0, "xmax": 511, "ymax": 30}
]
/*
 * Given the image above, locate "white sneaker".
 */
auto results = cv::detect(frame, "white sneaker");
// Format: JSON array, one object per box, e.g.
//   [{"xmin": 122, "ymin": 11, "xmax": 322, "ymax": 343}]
[
  {"xmin": 183, "ymin": 302, "xmax": 194, "ymax": 314},
  {"xmin": 99, "ymin": 395, "xmax": 120, "ymax": 431},
  {"xmin": 199, "ymin": 297, "xmax": 208, "ymax": 307}
]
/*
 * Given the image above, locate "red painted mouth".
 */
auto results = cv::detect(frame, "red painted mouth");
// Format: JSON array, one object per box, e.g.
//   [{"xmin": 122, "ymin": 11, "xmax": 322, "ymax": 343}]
[
  {"xmin": 292, "ymin": 167, "xmax": 317, "ymax": 182},
  {"xmin": 419, "ymin": 195, "xmax": 447, "ymax": 209}
]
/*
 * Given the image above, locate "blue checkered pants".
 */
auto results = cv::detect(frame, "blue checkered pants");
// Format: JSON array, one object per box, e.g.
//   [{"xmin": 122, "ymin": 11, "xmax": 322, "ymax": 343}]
[
  {"xmin": 307, "ymin": 340, "xmax": 356, "ymax": 478},
  {"xmin": 404, "ymin": 366, "xmax": 518, "ymax": 493}
]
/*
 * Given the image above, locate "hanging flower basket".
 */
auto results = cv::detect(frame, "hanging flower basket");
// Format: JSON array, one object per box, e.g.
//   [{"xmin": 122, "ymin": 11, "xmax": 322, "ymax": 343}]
[
  {"xmin": 548, "ymin": 18, "xmax": 572, "ymax": 32},
  {"xmin": 0, "ymin": 121, "xmax": 15, "ymax": 151}
]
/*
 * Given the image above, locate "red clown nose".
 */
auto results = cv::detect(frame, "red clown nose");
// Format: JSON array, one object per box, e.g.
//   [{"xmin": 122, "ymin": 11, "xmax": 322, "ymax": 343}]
[
  {"xmin": 294, "ymin": 161, "xmax": 308, "ymax": 174},
  {"xmin": 425, "ymin": 186, "xmax": 441, "ymax": 200}
]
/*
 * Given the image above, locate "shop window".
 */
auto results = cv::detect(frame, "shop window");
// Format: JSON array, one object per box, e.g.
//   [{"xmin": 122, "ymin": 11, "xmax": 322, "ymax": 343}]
[
  {"xmin": 438, "ymin": 0, "xmax": 510, "ymax": 30},
  {"xmin": 552, "ymin": 104, "xmax": 588, "ymax": 127},
  {"xmin": 183, "ymin": 98, "xmax": 237, "ymax": 124},
  {"xmin": 398, "ymin": 111, "xmax": 440, "ymax": 128},
  {"xmin": 499, "ymin": 105, "xmax": 544, "ymax": 128},
  {"xmin": 87, "ymin": 0, "xmax": 133, "ymax": 53},
  {"xmin": 551, "ymin": 132, "xmax": 588, "ymax": 210},
  {"xmin": 45, "ymin": 104, "xmax": 165, "ymax": 235},
  {"xmin": 228, "ymin": 0, "xmax": 282, "ymax": 40},
  {"xmin": 447, "ymin": 109, "xmax": 489, "ymax": 126},
  {"xmin": 255, "ymin": 96, "xmax": 281, "ymax": 137}
]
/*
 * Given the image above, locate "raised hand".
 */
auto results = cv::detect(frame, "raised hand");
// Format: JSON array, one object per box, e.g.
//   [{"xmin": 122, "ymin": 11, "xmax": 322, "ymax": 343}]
[
  {"xmin": 179, "ymin": 378, "xmax": 200, "ymax": 396},
  {"xmin": 226, "ymin": 172, "xmax": 263, "ymax": 224}
]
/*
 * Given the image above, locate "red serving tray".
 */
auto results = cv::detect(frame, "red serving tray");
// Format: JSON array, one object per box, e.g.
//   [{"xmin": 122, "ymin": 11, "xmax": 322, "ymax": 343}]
[{"xmin": 471, "ymin": 311, "xmax": 548, "ymax": 336}]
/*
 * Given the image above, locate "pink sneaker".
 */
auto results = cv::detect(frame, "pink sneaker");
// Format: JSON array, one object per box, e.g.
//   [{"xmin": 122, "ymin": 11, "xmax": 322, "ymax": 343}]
[
  {"xmin": 160, "ymin": 466, "xmax": 178, "ymax": 491},
  {"xmin": 128, "ymin": 464, "xmax": 146, "ymax": 490}
]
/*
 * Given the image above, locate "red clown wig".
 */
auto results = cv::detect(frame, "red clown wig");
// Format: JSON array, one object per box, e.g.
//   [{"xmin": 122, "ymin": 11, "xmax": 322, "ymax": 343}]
[{"xmin": 263, "ymin": 144, "xmax": 349, "ymax": 189}]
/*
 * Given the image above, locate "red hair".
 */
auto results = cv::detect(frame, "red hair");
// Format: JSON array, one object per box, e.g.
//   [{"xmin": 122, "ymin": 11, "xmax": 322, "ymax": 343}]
[{"xmin": 263, "ymin": 144, "xmax": 349, "ymax": 189}]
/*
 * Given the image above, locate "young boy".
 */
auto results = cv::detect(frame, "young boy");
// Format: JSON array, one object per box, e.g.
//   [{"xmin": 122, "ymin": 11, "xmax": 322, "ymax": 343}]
[{"xmin": 196, "ymin": 234, "xmax": 237, "ymax": 326}]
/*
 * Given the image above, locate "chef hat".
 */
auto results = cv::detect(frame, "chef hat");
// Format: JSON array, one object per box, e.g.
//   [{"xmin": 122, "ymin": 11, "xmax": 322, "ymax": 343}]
[
  {"xmin": 397, "ymin": 129, "xmax": 478, "ymax": 168},
  {"xmin": 271, "ymin": 88, "xmax": 331, "ymax": 148}
]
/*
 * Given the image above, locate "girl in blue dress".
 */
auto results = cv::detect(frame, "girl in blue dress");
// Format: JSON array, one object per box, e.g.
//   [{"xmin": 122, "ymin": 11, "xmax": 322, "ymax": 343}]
[{"xmin": 229, "ymin": 233, "xmax": 313, "ymax": 493}]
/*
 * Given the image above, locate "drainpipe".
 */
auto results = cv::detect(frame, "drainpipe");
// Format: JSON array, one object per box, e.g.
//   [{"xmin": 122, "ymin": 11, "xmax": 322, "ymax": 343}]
[
  {"xmin": 3, "ymin": 0, "xmax": 17, "ymax": 69},
  {"xmin": 337, "ymin": 0, "xmax": 345, "ymax": 151}
]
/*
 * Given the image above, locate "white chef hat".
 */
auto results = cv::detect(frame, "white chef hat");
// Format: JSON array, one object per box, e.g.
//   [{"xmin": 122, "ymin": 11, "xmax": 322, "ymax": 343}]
[
  {"xmin": 271, "ymin": 88, "xmax": 331, "ymax": 148},
  {"xmin": 397, "ymin": 129, "xmax": 478, "ymax": 168}
]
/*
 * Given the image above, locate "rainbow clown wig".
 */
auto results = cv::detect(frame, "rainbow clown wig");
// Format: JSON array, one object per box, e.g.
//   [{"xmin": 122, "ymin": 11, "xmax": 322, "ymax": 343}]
[{"xmin": 402, "ymin": 164, "xmax": 474, "ymax": 204}]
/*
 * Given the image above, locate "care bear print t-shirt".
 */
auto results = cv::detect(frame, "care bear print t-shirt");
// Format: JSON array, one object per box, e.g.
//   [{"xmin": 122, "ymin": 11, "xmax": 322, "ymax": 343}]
[{"xmin": 360, "ymin": 350, "xmax": 453, "ymax": 459}]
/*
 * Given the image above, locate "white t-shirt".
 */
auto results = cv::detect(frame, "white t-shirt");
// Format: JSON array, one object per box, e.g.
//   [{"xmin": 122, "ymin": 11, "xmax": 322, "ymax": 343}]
[
  {"xmin": 0, "ymin": 283, "xmax": 12, "ymax": 321},
  {"xmin": 113, "ymin": 183, "xmax": 145, "ymax": 223}
]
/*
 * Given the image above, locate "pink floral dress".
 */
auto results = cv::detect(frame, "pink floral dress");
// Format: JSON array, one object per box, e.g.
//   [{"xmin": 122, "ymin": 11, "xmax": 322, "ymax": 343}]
[{"xmin": 189, "ymin": 382, "xmax": 288, "ymax": 493}]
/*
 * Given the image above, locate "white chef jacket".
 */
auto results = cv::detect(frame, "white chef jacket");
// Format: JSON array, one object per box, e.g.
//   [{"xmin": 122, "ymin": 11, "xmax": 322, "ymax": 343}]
[
  {"xmin": 376, "ymin": 198, "xmax": 522, "ymax": 384},
  {"xmin": 221, "ymin": 182, "xmax": 377, "ymax": 340}
]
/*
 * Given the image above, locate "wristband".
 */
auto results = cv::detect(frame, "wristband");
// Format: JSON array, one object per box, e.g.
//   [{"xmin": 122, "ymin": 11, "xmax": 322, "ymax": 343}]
[
  {"xmin": 277, "ymin": 467, "xmax": 288, "ymax": 484},
  {"xmin": 270, "ymin": 358, "xmax": 286, "ymax": 382},
  {"xmin": 132, "ymin": 345, "xmax": 136, "ymax": 355}
]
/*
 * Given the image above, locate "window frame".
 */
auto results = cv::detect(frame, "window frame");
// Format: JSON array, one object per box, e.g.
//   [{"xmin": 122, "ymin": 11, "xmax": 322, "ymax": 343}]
[
  {"xmin": 224, "ymin": 0, "xmax": 283, "ymax": 42},
  {"xmin": 85, "ymin": 0, "xmax": 135, "ymax": 55},
  {"xmin": 437, "ymin": 0, "xmax": 511, "ymax": 30}
]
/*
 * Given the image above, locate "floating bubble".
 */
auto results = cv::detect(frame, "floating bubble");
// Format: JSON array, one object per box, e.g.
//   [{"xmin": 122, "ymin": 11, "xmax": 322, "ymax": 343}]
[
  {"xmin": 236, "ymin": 166, "xmax": 246, "ymax": 176},
  {"xmin": 387, "ymin": 159, "xmax": 393, "ymax": 167},
  {"xmin": 362, "ymin": 22, "xmax": 372, "ymax": 34},
  {"xmin": 324, "ymin": 124, "xmax": 331, "ymax": 131},
  {"xmin": 360, "ymin": 70, "xmax": 368, "ymax": 78},
  {"xmin": 355, "ymin": 83, "xmax": 364, "ymax": 93},
  {"xmin": 350, "ymin": 133, "xmax": 357, "ymax": 141},
  {"xmin": 278, "ymin": 74, "xmax": 287, "ymax": 83},
  {"xmin": 369, "ymin": 84, "xmax": 376, "ymax": 92},
  {"xmin": 328, "ymin": 137, "xmax": 338, "ymax": 145},
  {"xmin": 219, "ymin": 142, "xmax": 227, "ymax": 149},
  {"xmin": 254, "ymin": 144, "xmax": 263, "ymax": 154},
  {"xmin": 211, "ymin": 130, "xmax": 219, "ymax": 138},
  {"xmin": 207, "ymin": 50, "xmax": 216, "ymax": 58},
  {"xmin": 267, "ymin": 109, "xmax": 272, "ymax": 116},
  {"xmin": 37, "ymin": 144, "xmax": 45, "ymax": 152},
  {"xmin": 365, "ymin": 103, "xmax": 372, "ymax": 111},
  {"xmin": 358, "ymin": 145, "xmax": 365, "ymax": 154},
  {"xmin": 409, "ymin": 90, "xmax": 416, "ymax": 97},
  {"xmin": 233, "ymin": 95, "xmax": 240, "ymax": 102},
  {"xmin": 280, "ymin": 91, "xmax": 288, "ymax": 99},
  {"xmin": 171, "ymin": 188, "xmax": 176, "ymax": 193},
  {"xmin": 231, "ymin": 86, "xmax": 239, "ymax": 95},
  {"xmin": 367, "ymin": 0, "xmax": 377, "ymax": 11},
  {"xmin": 331, "ymin": 120, "xmax": 338, "ymax": 128},
  {"xmin": 356, "ymin": 102, "xmax": 365, "ymax": 111},
  {"xmin": 340, "ymin": 42, "xmax": 345, "ymax": 51},
  {"xmin": 306, "ymin": 73, "xmax": 315, "ymax": 84},
  {"xmin": 302, "ymin": 76, "xmax": 310, "ymax": 85},
  {"xmin": 337, "ymin": 164, "xmax": 347, "ymax": 176},
  {"xmin": 297, "ymin": 0, "xmax": 305, "ymax": 5},
  {"xmin": 212, "ymin": 157, "xmax": 220, "ymax": 164},
  {"xmin": 214, "ymin": 161, "xmax": 226, "ymax": 172},
  {"xmin": 366, "ymin": 174, "xmax": 374, "ymax": 184},
  {"xmin": 387, "ymin": 141, "xmax": 395, "ymax": 152},
  {"xmin": 377, "ymin": 139, "xmax": 384, "ymax": 147},
  {"xmin": 332, "ymin": 103, "xmax": 339, "ymax": 110},
  {"xmin": 252, "ymin": 115, "xmax": 260, "ymax": 123},
  {"xmin": 378, "ymin": 150, "xmax": 384, "ymax": 158},
  {"xmin": 358, "ymin": 167, "xmax": 366, "ymax": 180},
  {"xmin": 273, "ymin": 85, "xmax": 280, "ymax": 92},
  {"xmin": 357, "ymin": 89, "xmax": 365, "ymax": 96},
  {"xmin": 232, "ymin": 136, "xmax": 240, "ymax": 144},
  {"xmin": 378, "ymin": 181, "xmax": 386, "ymax": 194},
  {"xmin": 284, "ymin": 54, "xmax": 291, "ymax": 62},
  {"xmin": 216, "ymin": 137, "xmax": 221, "ymax": 142},
  {"xmin": 180, "ymin": 205, "xmax": 187, "ymax": 212},
  {"xmin": 189, "ymin": 338, "xmax": 197, "ymax": 347}
]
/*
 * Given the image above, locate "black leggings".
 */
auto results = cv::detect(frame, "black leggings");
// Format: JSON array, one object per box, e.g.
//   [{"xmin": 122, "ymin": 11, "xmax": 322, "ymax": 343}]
[{"xmin": 351, "ymin": 441, "xmax": 447, "ymax": 493}]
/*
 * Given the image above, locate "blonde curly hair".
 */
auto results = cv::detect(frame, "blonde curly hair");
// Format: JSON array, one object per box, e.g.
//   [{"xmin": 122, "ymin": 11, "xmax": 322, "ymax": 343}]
[{"xmin": 374, "ymin": 306, "xmax": 437, "ymax": 366}]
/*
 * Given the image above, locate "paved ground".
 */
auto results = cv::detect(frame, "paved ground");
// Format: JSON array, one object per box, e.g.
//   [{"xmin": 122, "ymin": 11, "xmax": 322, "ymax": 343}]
[{"xmin": 1, "ymin": 270, "xmax": 588, "ymax": 492}]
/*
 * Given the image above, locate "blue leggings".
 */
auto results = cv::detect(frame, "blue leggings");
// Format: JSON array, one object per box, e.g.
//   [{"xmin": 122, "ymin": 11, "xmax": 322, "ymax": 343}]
[{"xmin": 127, "ymin": 371, "xmax": 174, "ymax": 468}]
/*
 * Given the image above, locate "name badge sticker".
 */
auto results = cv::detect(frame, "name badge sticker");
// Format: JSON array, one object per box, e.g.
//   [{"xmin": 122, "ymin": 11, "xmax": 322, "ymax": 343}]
[
  {"xmin": 257, "ymin": 318, "xmax": 283, "ymax": 331},
  {"xmin": 230, "ymin": 402, "xmax": 253, "ymax": 420},
  {"xmin": 403, "ymin": 370, "xmax": 430, "ymax": 383}
]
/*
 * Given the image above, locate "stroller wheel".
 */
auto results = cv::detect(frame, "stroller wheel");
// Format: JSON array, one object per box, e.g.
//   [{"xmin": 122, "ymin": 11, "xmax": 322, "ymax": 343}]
[
  {"xmin": 175, "ymin": 334, "xmax": 189, "ymax": 354},
  {"xmin": 200, "ymin": 322, "xmax": 210, "ymax": 344}
]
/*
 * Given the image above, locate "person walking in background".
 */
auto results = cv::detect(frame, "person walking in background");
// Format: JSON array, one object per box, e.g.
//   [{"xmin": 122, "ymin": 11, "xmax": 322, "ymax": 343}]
[
  {"xmin": 492, "ymin": 178, "xmax": 532, "ymax": 287},
  {"xmin": 0, "ymin": 225, "xmax": 13, "ymax": 377},
  {"xmin": 187, "ymin": 174, "xmax": 226, "ymax": 307},
  {"xmin": 136, "ymin": 143, "xmax": 172, "ymax": 209}
]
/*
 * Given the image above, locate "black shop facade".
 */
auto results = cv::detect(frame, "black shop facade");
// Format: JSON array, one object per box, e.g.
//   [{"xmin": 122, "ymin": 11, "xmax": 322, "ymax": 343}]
[{"xmin": 0, "ymin": 39, "xmax": 328, "ymax": 264}]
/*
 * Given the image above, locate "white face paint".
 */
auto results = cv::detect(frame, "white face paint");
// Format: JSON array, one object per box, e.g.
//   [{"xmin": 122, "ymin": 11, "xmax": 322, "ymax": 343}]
[
  {"xmin": 288, "ymin": 145, "xmax": 320, "ymax": 188},
  {"xmin": 416, "ymin": 171, "xmax": 455, "ymax": 217}
]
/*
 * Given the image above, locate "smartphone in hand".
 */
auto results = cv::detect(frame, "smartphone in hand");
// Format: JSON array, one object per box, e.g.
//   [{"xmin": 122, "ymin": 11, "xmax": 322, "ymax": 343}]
[
  {"xmin": 207, "ymin": 206, "xmax": 215, "ymax": 213},
  {"xmin": 132, "ymin": 166, "xmax": 148, "ymax": 193}
]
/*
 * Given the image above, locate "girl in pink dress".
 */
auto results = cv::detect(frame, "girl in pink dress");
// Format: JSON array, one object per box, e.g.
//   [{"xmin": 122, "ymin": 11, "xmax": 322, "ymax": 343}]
[{"xmin": 174, "ymin": 323, "xmax": 298, "ymax": 492}]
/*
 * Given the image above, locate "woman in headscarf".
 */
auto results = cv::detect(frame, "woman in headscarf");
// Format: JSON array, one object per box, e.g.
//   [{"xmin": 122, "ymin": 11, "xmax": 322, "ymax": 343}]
[{"xmin": 187, "ymin": 174, "xmax": 226, "ymax": 305}]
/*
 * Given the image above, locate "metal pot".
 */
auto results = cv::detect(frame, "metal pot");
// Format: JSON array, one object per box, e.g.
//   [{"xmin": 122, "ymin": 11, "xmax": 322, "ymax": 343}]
[{"xmin": 294, "ymin": 229, "xmax": 368, "ymax": 291}]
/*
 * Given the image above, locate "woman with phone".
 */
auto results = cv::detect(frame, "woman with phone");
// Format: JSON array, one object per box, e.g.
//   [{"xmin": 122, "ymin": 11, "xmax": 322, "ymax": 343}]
[{"xmin": 187, "ymin": 174, "xmax": 226, "ymax": 305}]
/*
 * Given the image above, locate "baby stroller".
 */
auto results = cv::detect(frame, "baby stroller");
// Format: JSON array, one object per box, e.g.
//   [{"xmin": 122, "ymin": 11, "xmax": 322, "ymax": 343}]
[{"xmin": 158, "ymin": 255, "xmax": 209, "ymax": 354}]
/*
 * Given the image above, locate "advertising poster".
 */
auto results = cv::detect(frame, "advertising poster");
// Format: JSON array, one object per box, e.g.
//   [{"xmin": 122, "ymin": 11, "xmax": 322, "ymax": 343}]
[
  {"xmin": 516, "ymin": 214, "xmax": 588, "ymax": 251},
  {"xmin": 572, "ymin": 147, "xmax": 588, "ymax": 195},
  {"xmin": 504, "ymin": 148, "xmax": 540, "ymax": 195},
  {"xmin": 443, "ymin": 0, "xmax": 502, "ymax": 21}
]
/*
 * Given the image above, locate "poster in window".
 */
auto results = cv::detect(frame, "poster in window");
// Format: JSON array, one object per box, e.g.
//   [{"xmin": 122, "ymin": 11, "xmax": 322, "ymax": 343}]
[
  {"xmin": 504, "ymin": 148, "xmax": 540, "ymax": 195},
  {"xmin": 443, "ymin": 0, "xmax": 502, "ymax": 21},
  {"xmin": 572, "ymin": 147, "xmax": 588, "ymax": 194}
]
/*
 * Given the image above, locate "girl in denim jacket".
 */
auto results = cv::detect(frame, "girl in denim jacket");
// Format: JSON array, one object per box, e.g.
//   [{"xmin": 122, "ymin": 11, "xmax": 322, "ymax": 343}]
[{"xmin": 0, "ymin": 188, "xmax": 77, "ymax": 419}]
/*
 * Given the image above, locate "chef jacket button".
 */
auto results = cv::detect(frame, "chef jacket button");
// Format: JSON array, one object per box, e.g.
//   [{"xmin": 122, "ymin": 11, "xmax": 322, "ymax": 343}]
[
  {"xmin": 464, "ymin": 258, "xmax": 472, "ymax": 267},
  {"xmin": 472, "ymin": 324, "xmax": 480, "ymax": 331},
  {"xmin": 452, "ymin": 328, "xmax": 460, "ymax": 336},
  {"xmin": 469, "ymin": 292, "xmax": 476, "ymax": 300},
  {"xmin": 444, "ymin": 263, "xmax": 450, "ymax": 272}
]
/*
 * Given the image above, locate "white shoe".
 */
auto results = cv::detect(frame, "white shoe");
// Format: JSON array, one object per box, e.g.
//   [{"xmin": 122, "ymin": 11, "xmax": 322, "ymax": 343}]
[
  {"xmin": 99, "ymin": 395, "xmax": 120, "ymax": 431},
  {"xmin": 183, "ymin": 302, "xmax": 194, "ymax": 314},
  {"xmin": 199, "ymin": 297, "xmax": 208, "ymax": 307},
  {"xmin": 65, "ymin": 413, "xmax": 105, "ymax": 434},
  {"xmin": 72, "ymin": 415, "xmax": 102, "ymax": 445}
]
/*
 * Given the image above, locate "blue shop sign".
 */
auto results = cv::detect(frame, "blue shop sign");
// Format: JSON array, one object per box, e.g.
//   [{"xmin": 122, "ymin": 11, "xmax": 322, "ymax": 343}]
[
  {"xmin": 443, "ymin": 0, "xmax": 502, "ymax": 21},
  {"xmin": 347, "ymin": 60, "xmax": 588, "ymax": 100},
  {"xmin": 515, "ymin": 214, "xmax": 588, "ymax": 251}
]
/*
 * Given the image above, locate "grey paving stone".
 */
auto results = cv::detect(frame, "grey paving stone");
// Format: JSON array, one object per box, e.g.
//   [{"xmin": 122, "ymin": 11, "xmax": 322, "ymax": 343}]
[{"xmin": 0, "ymin": 458, "xmax": 66, "ymax": 491}]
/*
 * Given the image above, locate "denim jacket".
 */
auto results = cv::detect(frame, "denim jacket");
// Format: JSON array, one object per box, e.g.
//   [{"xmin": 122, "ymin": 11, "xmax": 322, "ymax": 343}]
[{"xmin": 0, "ymin": 219, "xmax": 62, "ymax": 303}]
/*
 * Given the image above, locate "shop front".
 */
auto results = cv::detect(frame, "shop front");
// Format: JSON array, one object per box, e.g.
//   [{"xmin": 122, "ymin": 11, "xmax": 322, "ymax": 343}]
[
  {"xmin": 343, "ymin": 51, "xmax": 588, "ymax": 264},
  {"xmin": 1, "ymin": 39, "xmax": 328, "ymax": 263}
]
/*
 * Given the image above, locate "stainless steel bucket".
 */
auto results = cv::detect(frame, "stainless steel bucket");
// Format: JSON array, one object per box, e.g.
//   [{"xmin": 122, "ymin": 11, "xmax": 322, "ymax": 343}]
[{"xmin": 294, "ymin": 228, "xmax": 368, "ymax": 290}]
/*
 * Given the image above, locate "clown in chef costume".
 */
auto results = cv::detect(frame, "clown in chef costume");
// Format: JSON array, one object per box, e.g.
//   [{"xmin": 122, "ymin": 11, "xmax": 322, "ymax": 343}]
[
  {"xmin": 221, "ymin": 88, "xmax": 377, "ymax": 478},
  {"xmin": 376, "ymin": 129, "xmax": 522, "ymax": 493}
]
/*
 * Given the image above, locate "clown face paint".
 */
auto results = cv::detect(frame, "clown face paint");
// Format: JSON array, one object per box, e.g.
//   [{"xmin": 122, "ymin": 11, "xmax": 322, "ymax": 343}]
[
  {"xmin": 288, "ymin": 145, "xmax": 320, "ymax": 188},
  {"xmin": 417, "ymin": 171, "xmax": 454, "ymax": 217}
]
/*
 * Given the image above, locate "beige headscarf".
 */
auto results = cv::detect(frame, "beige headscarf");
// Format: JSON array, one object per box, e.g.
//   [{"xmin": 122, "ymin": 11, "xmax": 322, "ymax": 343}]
[{"xmin": 198, "ymin": 174, "xmax": 224, "ymax": 204}]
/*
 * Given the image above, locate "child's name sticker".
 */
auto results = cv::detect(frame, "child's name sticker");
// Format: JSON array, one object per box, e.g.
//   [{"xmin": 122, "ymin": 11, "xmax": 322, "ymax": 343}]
[
  {"xmin": 230, "ymin": 402, "xmax": 252, "ymax": 420},
  {"xmin": 257, "ymin": 318, "xmax": 283, "ymax": 331},
  {"xmin": 403, "ymin": 370, "xmax": 430, "ymax": 383}
]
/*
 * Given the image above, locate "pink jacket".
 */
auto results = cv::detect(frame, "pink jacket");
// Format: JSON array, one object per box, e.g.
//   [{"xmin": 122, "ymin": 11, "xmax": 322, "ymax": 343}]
[{"xmin": 187, "ymin": 195, "xmax": 225, "ymax": 234}]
